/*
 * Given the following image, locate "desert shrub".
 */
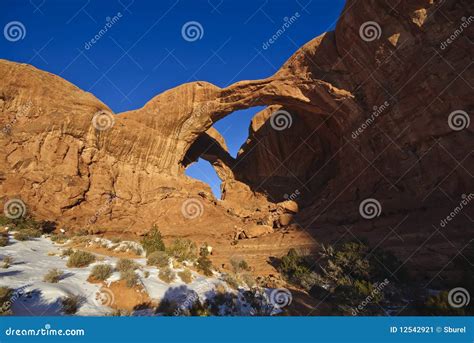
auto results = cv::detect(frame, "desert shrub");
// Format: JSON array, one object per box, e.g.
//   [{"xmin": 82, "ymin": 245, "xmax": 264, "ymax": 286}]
[
  {"xmin": 120, "ymin": 269, "xmax": 139, "ymax": 288},
  {"xmin": 143, "ymin": 271, "xmax": 150, "ymax": 278},
  {"xmin": 116, "ymin": 258, "xmax": 138, "ymax": 273},
  {"xmin": 0, "ymin": 216, "xmax": 11, "ymax": 226},
  {"xmin": 178, "ymin": 269, "xmax": 193, "ymax": 284},
  {"xmin": 2, "ymin": 256, "xmax": 12, "ymax": 269},
  {"xmin": 141, "ymin": 225, "xmax": 165, "ymax": 256},
  {"xmin": 166, "ymin": 238, "xmax": 197, "ymax": 262},
  {"xmin": 0, "ymin": 286, "xmax": 13, "ymax": 315},
  {"xmin": 223, "ymin": 273, "xmax": 240, "ymax": 290},
  {"xmin": 230, "ymin": 258, "xmax": 250, "ymax": 273},
  {"xmin": 196, "ymin": 255, "xmax": 213, "ymax": 276},
  {"xmin": 0, "ymin": 234, "xmax": 9, "ymax": 247},
  {"xmin": 13, "ymin": 228, "xmax": 41, "ymax": 241},
  {"xmin": 90, "ymin": 264, "xmax": 113, "ymax": 281},
  {"xmin": 61, "ymin": 248, "xmax": 74, "ymax": 257},
  {"xmin": 43, "ymin": 269, "xmax": 63, "ymax": 283},
  {"xmin": 147, "ymin": 251, "xmax": 169, "ymax": 267},
  {"xmin": 12, "ymin": 217, "xmax": 41, "ymax": 231},
  {"xmin": 158, "ymin": 267, "xmax": 176, "ymax": 283},
  {"xmin": 277, "ymin": 248, "xmax": 316, "ymax": 290},
  {"xmin": 67, "ymin": 251, "xmax": 96, "ymax": 268},
  {"xmin": 199, "ymin": 243, "xmax": 211, "ymax": 257},
  {"xmin": 242, "ymin": 273, "xmax": 256, "ymax": 288},
  {"xmin": 61, "ymin": 294, "xmax": 81, "ymax": 315},
  {"xmin": 421, "ymin": 291, "xmax": 466, "ymax": 316}
]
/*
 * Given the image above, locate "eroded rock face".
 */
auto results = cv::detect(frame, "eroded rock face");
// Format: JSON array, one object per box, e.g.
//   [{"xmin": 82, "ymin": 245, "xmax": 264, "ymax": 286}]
[{"xmin": 0, "ymin": 0, "xmax": 472, "ymax": 279}]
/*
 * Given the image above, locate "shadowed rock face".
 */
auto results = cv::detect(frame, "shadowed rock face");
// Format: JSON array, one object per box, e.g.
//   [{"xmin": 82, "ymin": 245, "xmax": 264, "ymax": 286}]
[{"xmin": 0, "ymin": 0, "xmax": 472, "ymax": 278}]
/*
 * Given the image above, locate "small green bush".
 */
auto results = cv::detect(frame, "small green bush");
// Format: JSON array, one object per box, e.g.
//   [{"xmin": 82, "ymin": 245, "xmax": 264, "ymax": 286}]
[
  {"xmin": 278, "ymin": 248, "xmax": 315, "ymax": 290},
  {"xmin": 147, "ymin": 251, "xmax": 169, "ymax": 267},
  {"xmin": 13, "ymin": 228, "xmax": 41, "ymax": 241},
  {"xmin": 158, "ymin": 267, "xmax": 176, "ymax": 283},
  {"xmin": 223, "ymin": 273, "xmax": 240, "ymax": 290},
  {"xmin": 166, "ymin": 238, "xmax": 197, "ymax": 262},
  {"xmin": 421, "ymin": 291, "xmax": 466, "ymax": 316},
  {"xmin": 230, "ymin": 258, "xmax": 250, "ymax": 273},
  {"xmin": 67, "ymin": 251, "xmax": 96, "ymax": 268},
  {"xmin": 178, "ymin": 269, "xmax": 193, "ymax": 284},
  {"xmin": 120, "ymin": 269, "xmax": 139, "ymax": 288},
  {"xmin": 61, "ymin": 294, "xmax": 81, "ymax": 315},
  {"xmin": 61, "ymin": 248, "xmax": 74, "ymax": 257},
  {"xmin": 141, "ymin": 225, "xmax": 165, "ymax": 256},
  {"xmin": 196, "ymin": 255, "xmax": 213, "ymax": 276},
  {"xmin": 90, "ymin": 264, "xmax": 113, "ymax": 281},
  {"xmin": 116, "ymin": 258, "xmax": 138, "ymax": 273},
  {"xmin": 43, "ymin": 269, "xmax": 63, "ymax": 283}
]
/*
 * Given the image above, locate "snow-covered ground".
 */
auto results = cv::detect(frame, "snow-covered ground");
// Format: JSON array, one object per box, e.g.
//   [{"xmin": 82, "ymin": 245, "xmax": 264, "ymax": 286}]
[{"xmin": 0, "ymin": 233, "xmax": 236, "ymax": 316}]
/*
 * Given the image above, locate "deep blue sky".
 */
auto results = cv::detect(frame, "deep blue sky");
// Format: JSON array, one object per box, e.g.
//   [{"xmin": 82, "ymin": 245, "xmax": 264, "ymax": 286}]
[{"xmin": 1, "ymin": 0, "xmax": 345, "ymax": 197}]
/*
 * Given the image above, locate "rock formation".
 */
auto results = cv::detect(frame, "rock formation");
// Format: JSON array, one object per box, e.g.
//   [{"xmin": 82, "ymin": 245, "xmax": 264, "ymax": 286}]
[{"xmin": 0, "ymin": 0, "xmax": 472, "ymax": 280}]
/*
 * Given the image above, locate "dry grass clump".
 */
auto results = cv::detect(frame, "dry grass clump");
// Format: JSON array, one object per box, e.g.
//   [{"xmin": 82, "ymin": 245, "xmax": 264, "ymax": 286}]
[
  {"xmin": 66, "ymin": 250, "xmax": 96, "ymax": 268},
  {"xmin": 43, "ymin": 269, "xmax": 64, "ymax": 283}
]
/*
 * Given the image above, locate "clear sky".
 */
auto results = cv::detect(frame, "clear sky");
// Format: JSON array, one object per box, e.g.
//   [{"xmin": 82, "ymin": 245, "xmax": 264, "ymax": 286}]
[{"xmin": 1, "ymin": 0, "xmax": 345, "ymax": 197}]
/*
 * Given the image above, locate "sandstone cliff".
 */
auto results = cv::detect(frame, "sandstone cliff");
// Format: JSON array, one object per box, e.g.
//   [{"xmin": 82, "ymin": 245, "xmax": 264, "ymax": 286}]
[{"xmin": 0, "ymin": 0, "xmax": 472, "ymax": 280}]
